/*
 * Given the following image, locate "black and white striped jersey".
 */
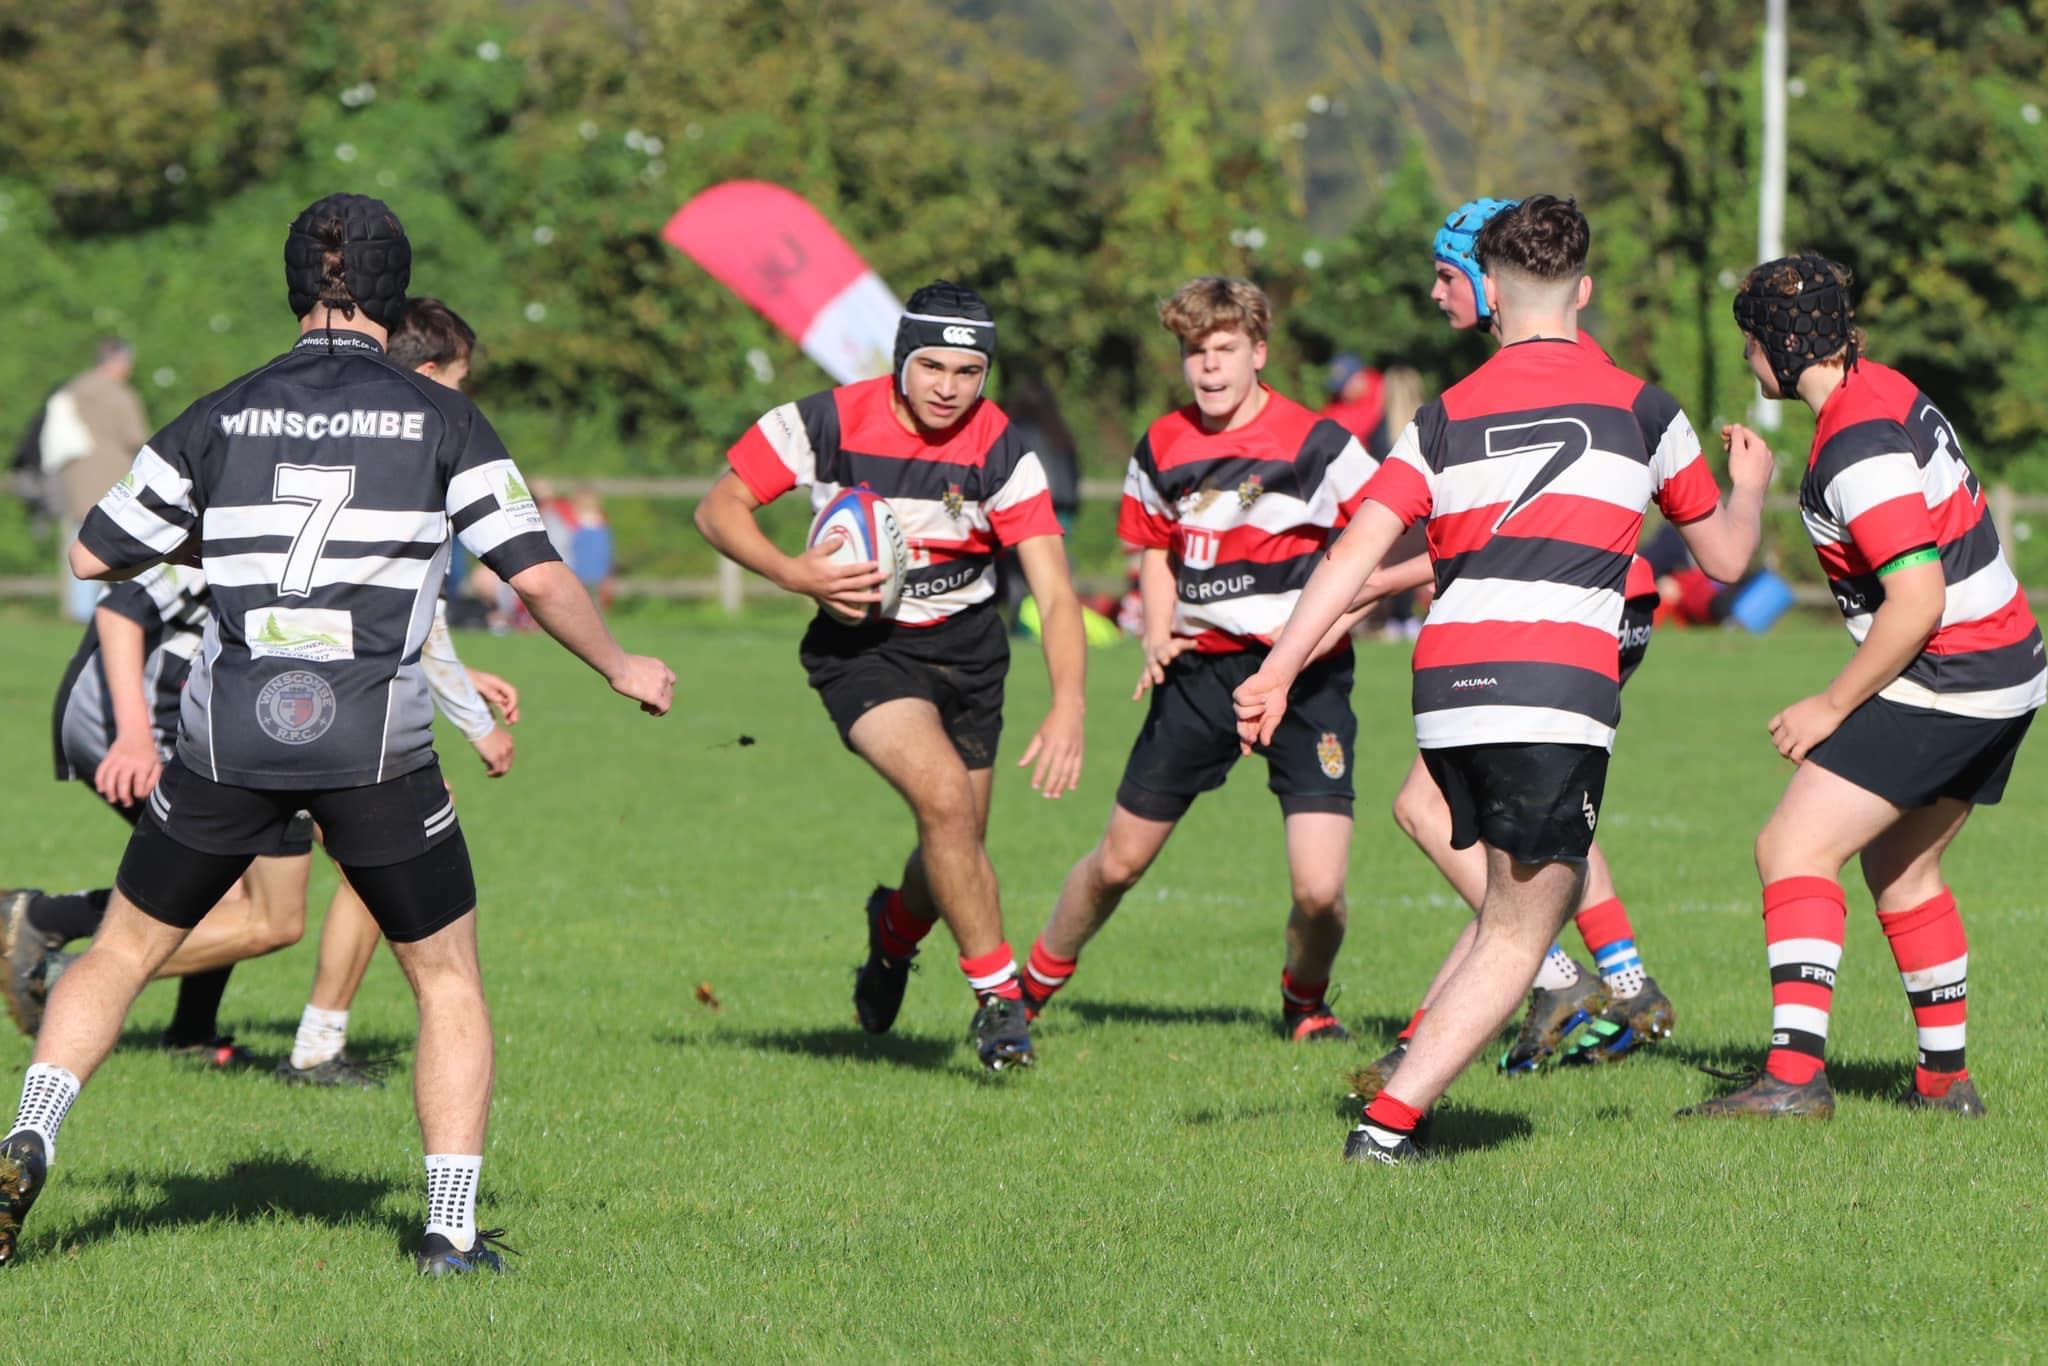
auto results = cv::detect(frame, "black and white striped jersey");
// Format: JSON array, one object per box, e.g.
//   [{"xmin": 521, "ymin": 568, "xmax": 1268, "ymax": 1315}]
[
  {"xmin": 51, "ymin": 564, "xmax": 211, "ymax": 781},
  {"xmin": 77, "ymin": 329, "xmax": 559, "ymax": 789}
]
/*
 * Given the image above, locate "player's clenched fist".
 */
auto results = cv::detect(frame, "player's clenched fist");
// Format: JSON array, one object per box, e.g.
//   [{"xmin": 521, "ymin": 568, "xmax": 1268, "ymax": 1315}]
[
  {"xmin": 1231, "ymin": 665, "xmax": 1294, "ymax": 752},
  {"xmin": 1720, "ymin": 422, "xmax": 1777, "ymax": 489},
  {"xmin": 610, "ymin": 654, "xmax": 677, "ymax": 716}
]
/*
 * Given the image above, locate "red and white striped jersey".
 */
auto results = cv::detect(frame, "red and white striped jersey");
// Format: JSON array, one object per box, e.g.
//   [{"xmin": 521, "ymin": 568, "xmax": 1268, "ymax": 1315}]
[
  {"xmin": 1366, "ymin": 339, "xmax": 1722, "ymax": 750},
  {"xmin": 1802, "ymin": 361, "xmax": 2044, "ymax": 719},
  {"xmin": 726, "ymin": 377, "xmax": 1061, "ymax": 627},
  {"xmin": 1117, "ymin": 388, "xmax": 1375, "ymax": 653}
]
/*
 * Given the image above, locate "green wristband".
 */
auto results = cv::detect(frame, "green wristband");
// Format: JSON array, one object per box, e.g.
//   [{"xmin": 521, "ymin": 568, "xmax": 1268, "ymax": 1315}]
[{"xmin": 1876, "ymin": 546, "xmax": 1939, "ymax": 576}]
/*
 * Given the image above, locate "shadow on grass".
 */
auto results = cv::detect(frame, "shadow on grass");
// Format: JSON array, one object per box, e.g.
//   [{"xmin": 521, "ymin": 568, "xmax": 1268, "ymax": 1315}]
[
  {"xmin": 52, "ymin": 1155, "xmax": 408, "ymax": 1254},
  {"xmin": 1062, "ymin": 1000, "xmax": 1274, "ymax": 1031},
  {"xmin": 676, "ymin": 1026, "xmax": 958, "ymax": 1071},
  {"xmin": 1423, "ymin": 1105, "xmax": 1536, "ymax": 1156},
  {"xmin": 1659, "ymin": 1039, "xmax": 1910, "ymax": 1102},
  {"xmin": 112, "ymin": 1023, "xmax": 414, "ymax": 1070}
]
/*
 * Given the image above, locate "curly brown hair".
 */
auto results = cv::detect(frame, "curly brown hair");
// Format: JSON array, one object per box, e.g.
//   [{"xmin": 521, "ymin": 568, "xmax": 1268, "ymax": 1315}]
[
  {"xmin": 1473, "ymin": 194, "xmax": 1590, "ymax": 283},
  {"xmin": 1159, "ymin": 276, "xmax": 1271, "ymax": 349}
]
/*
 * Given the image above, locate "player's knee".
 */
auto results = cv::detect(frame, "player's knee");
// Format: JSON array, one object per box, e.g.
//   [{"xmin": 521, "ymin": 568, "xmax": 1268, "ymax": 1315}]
[
  {"xmin": 914, "ymin": 790, "xmax": 983, "ymax": 851},
  {"xmin": 1391, "ymin": 775, "xmax": 1436, "ymax": 843},
  {"xmin": 1291, "ymin": 878, "xmax": 1347, "ymax": 920},
  {"xmin": 1754, "ymin": 820, "xmax": 1805, "ymax": 881},
  {"xmin": 1093, "ymin": 838, "xmax": 1152, "ymax": 893}
]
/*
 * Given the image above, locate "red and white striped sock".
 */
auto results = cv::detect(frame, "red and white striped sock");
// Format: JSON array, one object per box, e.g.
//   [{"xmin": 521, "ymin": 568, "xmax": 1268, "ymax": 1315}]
[
  {"xmin": 1280, "ymin": 969, "xmax": 1329, "ymax": 1020},
  {"xmin": 876, "ymin": 889, "xmax": 936, "ymax": 960},
  {"xmin": 959, "ymin": 943, "xmax": 1022, "ymax": 1002},
  {"xmin": 1877, "ymin": 889, "xmax": 1969, "ymax": 1096},
  {"xmin": 1762, "ymin": 876, "xmax": 1846, "ymax": 1085},
  {"xmin": 1021, "ymin": 938, "xmax": 1076, "ymax": 1014}
]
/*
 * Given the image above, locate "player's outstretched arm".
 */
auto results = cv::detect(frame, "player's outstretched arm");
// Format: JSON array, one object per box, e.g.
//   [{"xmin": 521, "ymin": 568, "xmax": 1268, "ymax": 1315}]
[
  {"xmin": 1233, "ymin": 501, "xmax": 1406, "ymax": 749},
  {"xmin": 1013, "ymin": 534, "xmax": 1086, "ymax": 798},
  {"xmin": 693, "ymin": 472, "xmax": 883, "ymax": 619},
  {"xmin": 508, "ymin": 560, "xmax": 674, "ymax": 716},
  {"xmin": 1674, "ymin": 424, "xmax": 1776, "ymax": 582}
]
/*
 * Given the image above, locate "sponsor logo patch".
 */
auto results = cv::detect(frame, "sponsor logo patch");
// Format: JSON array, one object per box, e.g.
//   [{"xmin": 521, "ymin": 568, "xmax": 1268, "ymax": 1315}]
[
  {"xmin": 1582, "ymin": 791, "xmax": 1598, "ymax": 831},
  {"xmin": 940, "ymin": 325, "xmax": 979, "ymax": 346},
  {"xmin": 255, "ymin": 670, "xmax": 338, "ymax": 745},
  {"xmin": 245, "ymin": 607, "xmax": 355, "ymax": 663},
  {"xmin": 501, "ymin": 470, "xmax": 546, "ymax": 531},
  {"xmin": 1316, "ymin": 732, "xmax": 1346, "ymax": 779}
]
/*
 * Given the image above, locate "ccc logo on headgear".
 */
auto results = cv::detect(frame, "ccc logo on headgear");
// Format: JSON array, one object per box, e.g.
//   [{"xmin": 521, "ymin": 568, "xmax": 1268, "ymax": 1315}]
[{"xmin": 941, "ymin": 325, "xmax": 978, "ymax": 346}]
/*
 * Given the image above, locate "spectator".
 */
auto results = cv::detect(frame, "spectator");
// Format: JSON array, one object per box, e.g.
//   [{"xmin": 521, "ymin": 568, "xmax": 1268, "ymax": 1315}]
[
  {"xmin": 1320, "ymin": 352, "xmax": 1384, "ymax": 445},
  {"xmin": 566, "ymin": 484, "xmax": 617, "ymax": 614},
  {"xmin": 40, "ymin": 339, "xmax": 148, "ymax": 621}
]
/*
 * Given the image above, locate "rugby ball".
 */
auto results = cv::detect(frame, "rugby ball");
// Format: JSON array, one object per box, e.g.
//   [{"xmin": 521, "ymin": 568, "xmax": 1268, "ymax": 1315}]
[{"xmin": 806, "ymin": 488, "xmax": 906, "ymax": 625}]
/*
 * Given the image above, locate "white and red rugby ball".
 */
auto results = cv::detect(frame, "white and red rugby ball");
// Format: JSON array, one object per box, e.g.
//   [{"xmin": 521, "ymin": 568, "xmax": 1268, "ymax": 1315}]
[{"xmin": 807, "ymin": 488, "xmax": 906, "ymax": 625}]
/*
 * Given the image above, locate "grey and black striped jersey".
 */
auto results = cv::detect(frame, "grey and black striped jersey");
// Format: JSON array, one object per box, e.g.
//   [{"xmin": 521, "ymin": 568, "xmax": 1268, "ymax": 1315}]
[
  {"xmin": 52, "ymin": 564, "xmax": 211, "ymax": 781},
  {"xmin": 77, "ymin": 329, "xmax": 559, "ymax": 789}
]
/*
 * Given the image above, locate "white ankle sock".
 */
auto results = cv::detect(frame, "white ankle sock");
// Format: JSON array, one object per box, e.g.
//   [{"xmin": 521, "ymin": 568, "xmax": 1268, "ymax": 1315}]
[
  {"xmin": 11, "ymin": 1063, "xmax": 80, "ymax": 1163},
  {"xmin": 425, "ymin": 1154, "xmax": 482, "ymax": 1246},
  {"xmin": 291, "ymin": 1006, "xmax": 349, "ymax": 1070},
  {"xmin": 1532, "ymin": 944, "xmax": 1581, "ymax": 991}
]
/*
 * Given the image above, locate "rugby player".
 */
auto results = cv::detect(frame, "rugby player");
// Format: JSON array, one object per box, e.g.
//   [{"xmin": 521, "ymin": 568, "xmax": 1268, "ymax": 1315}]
[
  {"xmin": 1350, "ymin": 198, "xmax": 1681, "ymax": 1092},
  {"xmin": 0, "ymin": 193, "xmax": 673, "ymax": 1272},
  {"xmin": 695, "ymin": 281, "xmax": 1085, "ymax": 1071},
  {"xmin": 277, "ymin": 296, "xmax": 523, "ymax": 1089},
  {"xmin": 3, "ymin": 566, "xmax": 311, "ymax": 1061},
  {"xmin": 3, "ymin": 301, "xmax": 524, "ymax": 1091},
  {"xmin": 1235, "ymin": 196, "xmax": 1771, "ymax": 1162},
  {"xmin": 1682, "ymin": 256, "xmax": 2041, "ymax": 1120},
  {"xmin": 1017, "ymin": 277, "xmax": 1375, "ymax": 1040}
]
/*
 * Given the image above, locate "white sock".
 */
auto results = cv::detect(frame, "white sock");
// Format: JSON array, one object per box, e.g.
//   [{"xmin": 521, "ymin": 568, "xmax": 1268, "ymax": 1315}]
[
  {"xmin": 1532, "ymin": 944, "xmax": 1581, "ymax": 991},
  {"xmin": 290, "ymin": 1005, "xmax": 350, "ymax": 1070},
  {"xmin": 11, "ymin": 1063, "xmax": 81, "ymax": 1164},
  {"xmin": 425, "ymin": 1154, "xmax": 482, "ymax": 1246}
]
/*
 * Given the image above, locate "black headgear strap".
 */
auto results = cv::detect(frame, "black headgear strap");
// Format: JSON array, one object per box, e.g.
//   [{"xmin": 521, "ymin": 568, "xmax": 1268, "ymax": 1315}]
[
  {"xmin": 284, "ymin": 193, "xmax": 412, "ymax": 331},
  {"xmin": 1732, "ymin": 254, "xmax": 1858, "ymax": 396},
  {"xmin": 893, "ymin": 280, "xmax": 996, "ymax": 398}
]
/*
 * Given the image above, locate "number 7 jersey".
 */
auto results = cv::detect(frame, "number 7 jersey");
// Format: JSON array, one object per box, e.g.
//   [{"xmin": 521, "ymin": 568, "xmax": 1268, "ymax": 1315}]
[
  {"xmin": 77, "ymin": 329, "xmax": 560, "ymax": 789},
  {"xmin": 1364, "ymin": 337, "xmax": 1722, "ymax": 751}
]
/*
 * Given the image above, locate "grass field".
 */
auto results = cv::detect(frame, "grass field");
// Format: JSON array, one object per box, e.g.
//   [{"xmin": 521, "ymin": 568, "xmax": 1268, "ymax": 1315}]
[{"xmin": 2, "ymin": 605, "xmax": 2045, "ymax": 1360}]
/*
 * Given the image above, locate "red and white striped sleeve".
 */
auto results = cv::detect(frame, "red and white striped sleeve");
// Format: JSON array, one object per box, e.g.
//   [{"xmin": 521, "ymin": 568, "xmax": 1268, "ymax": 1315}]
[
  {"xmin": 1116, "ymin": 447, "xmax": 1175, "ymax": 550},
  {"xmin": 1361, "ymin": 421, "xmax": 1433, "ymax": 529},
  {"xmin": 1825, "ymin": 422, "xmax": 1936, "ymax": 565},
  {"xmin": 726, "ymin": 401, "xmax": 816, "ymax": 505}
]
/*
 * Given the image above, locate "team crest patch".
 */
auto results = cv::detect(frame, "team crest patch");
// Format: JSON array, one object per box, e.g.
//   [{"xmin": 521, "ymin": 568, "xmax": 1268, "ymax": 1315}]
[
  {"xmin": 256, "ymin": 670, "xmax": 338, "ymax": 745},
  {"xmin": 1316, "ymin": 731, "xmax": 1346, "ymax": 779},
  {"xmin": 1237, "ymin": 474, "xmax": 1265, "ymax": 508},
  {"xmin": 942, "ymin": 482, "xmax": 965, "ymax": 520}
]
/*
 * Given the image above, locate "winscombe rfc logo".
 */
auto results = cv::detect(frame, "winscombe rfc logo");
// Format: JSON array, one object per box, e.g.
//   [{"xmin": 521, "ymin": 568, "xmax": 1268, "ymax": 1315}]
[
  {"xmin": 255, "ymin": 670, "xmax": 338, "ymax": 745},
  {"xmin": 1237, "ymin": 473, "xmax": 1265, "ymax": 508},
  {"xmin": 1316, "ymin": 731, "xmax": 1346, "ymax": 779},
  {"xmin": 943, "ymin": 481, "xmax": 965, "ymax": 521}
]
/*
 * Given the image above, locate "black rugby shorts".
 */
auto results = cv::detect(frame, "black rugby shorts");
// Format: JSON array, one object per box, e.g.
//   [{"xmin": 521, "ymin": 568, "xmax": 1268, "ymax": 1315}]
[
  {"xmin": 1806, "ymin": 695, "xmax": 2034, "ymax": 809},
  {"xmin": 1422, "ymin": 741, "xmax": 1609, "ymax": 866},
  {"xmin": 121, "ymin": 759, "xmax": 474, "ymax": 942},
  {"xmin": 800, "ymin": 603, "xmax": 1009, "ymax": 769},
  {"xmin": 1117, "ymin": 647, "xmax": 1356, "ymax": 822}
]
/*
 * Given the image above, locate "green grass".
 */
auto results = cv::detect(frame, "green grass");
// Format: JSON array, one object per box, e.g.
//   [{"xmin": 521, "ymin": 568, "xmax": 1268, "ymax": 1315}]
[{"xmin": 1, "ymin": 610, "xmax": 2044, "ymax": 1360}]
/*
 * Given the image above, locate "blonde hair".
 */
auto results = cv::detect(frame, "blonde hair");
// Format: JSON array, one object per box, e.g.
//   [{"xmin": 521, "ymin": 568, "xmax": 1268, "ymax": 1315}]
[
  {"xmin": 1159, "ymin": 276, "xmax": 1271, "ymax": 349},
  {"xmin": 1380, "ymin": 366, "xmax": 1424, "ymax": 435}
]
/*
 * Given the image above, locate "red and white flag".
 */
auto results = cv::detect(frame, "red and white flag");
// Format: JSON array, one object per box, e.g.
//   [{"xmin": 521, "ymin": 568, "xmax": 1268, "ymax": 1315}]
[{"xmin": 662, "ymin": 181, "xmax": 901, "ymax": 384}]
